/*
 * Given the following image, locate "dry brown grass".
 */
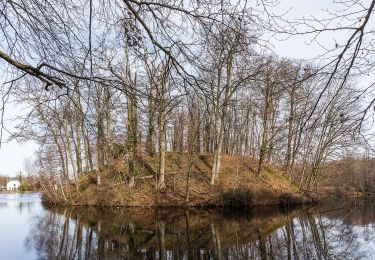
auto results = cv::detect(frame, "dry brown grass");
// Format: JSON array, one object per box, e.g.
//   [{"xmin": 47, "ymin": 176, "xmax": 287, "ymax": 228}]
[{"xmin": 44, "ymin": 152, "xmax": 310, "ymax": 206}]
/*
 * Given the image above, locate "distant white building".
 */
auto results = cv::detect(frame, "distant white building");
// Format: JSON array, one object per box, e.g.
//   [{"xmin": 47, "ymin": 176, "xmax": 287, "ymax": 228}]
[{"xmin": 7, "ymin": 180, "xmax": 21, "ymax": 191}]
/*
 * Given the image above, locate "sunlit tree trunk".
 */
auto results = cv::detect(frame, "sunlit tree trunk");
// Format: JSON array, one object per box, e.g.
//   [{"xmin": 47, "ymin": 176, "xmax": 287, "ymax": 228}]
[{"xmin": 158, "ymin": 106, "xmax": 167, "ymax": 189}]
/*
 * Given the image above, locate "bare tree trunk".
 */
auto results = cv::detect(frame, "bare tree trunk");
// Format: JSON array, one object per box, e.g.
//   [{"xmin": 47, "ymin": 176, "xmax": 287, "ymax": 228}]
[
  {"xmin": 158, "ymin": 107, "xmax": 167, "ymax": 189},
  {"xmin": 125, "ymin": 46, "xmax": 138, "ymax": 187},
  {"xmin": 74, "ymin": 86, "xmax": 84, "ymax": 178},
  {"xmin": 126, "ymin": 81, "xmax": 138, "ymax": 187},
  {"xmin": 62, "ymin": 121, "xmax": 79, "ymax": 191},
  {"xmin": 284, "ymin": 85, "xmax": 296, "ymax": 181},
  {"xmin": 172, "ymin": 115, "xmax": 179, "ymax": 151},
  {"xmin": 39, "ymin": 108, "xmax": 68, "ymax": 180},
  {"xmin": 144, "ymin": 58, "xmax": 156, "ymax": 155},
  {"xmin": 105, "ymin": 87, "xmax": 112, "ymax": 162},
  {"xmin": 178, "ymin": 112, "xmax": 184, "ymax": 152},
  {"xmin": 83, "ymin": 127, "xmax": 94, "ymax": 172},
  {"xmin": 211, "ymin": 44, "xmax": 235, "ymax": 184},
  {"xmin": 146, "ymin": 103, "xmax": 156, "ymax": 155},
  {"xmin": 185, "ymin": 105, "xmax": 198, "ymax": 203},
  {"xmin": 211, "ymin": 113, "xmax": 226, "ymax": 185},
  {"xmin": 82, "ymin": 127, "xmax": 90, "ymax": 173},
  {"xmin": 96, "ymin": 99, "xmax": 105, "ymax": 186},
  {"xmin": 266, "ymin": 100, "xmax": 277, "ymax": 163},
  {"xmin": 258, "ymin": 81, "xmax": 272, "ymax": 177},
  {"xmin": 74, "ymin": 123, "xmax": 83, "ymax": 179}
]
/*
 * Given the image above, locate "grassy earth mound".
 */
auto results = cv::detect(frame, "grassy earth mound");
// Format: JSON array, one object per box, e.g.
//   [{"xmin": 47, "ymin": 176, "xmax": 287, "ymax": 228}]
[{"xmin": 43, "ymin": 153, "xmax": 311, "ymax": 206}]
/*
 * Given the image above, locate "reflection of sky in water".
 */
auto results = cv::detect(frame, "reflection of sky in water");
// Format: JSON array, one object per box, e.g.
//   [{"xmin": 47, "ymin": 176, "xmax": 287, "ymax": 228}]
[
  {"xmin": 0, "ymin": 193, "xmax": 41, "ymax": 203},
  {"xmin": 276, "ymin": 217, "xmax": 375, "ymax": 259},
  {"xmin": 0, "ymin": 193, "xmax": 42, "ymax": 260}
]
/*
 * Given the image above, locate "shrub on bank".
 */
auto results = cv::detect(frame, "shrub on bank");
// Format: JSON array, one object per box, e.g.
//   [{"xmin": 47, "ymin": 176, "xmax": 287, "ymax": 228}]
[
  {"xmin": 217, "ymin": 188, "xmax": 254, "ymax": 208},
  {"xmin": 279, "ymin": 192, "xmax": 301, "ymax": 206}
]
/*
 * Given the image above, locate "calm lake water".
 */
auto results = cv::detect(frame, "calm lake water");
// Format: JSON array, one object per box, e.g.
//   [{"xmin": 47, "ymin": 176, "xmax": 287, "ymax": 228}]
[{"xmin": 1, "ymin": 194, "xmax": 375, "ymax": 259}]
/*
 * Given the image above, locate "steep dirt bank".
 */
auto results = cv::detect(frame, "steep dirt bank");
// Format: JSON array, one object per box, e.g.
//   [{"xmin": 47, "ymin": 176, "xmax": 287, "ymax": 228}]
[{"xmin": 42, "ymin": 153, "xmax": 313, "ymax": 206}]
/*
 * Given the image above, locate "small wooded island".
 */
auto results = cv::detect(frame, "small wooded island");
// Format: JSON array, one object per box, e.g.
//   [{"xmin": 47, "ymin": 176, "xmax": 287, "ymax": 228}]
[
  {"xmin": 0, "ymin": 0, "xmax": 374, "ymax": 208},
  {"xmin": 41, "ymin": 151, "xmax": 375, "ymax": 207},
  {"xmin": 43, "ymin": 153, "xmax": 311, "ymax": 206}
]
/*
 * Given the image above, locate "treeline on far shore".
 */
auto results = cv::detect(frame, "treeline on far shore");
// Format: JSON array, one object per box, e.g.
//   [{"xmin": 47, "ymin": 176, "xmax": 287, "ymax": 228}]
[{"xmin": 316, "ymin": 157, "xmax": 375, "ymax": 196}]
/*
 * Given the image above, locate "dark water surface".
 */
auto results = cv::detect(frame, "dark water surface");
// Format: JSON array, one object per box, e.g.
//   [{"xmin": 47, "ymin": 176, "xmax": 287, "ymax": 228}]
[{"xmin": 1, "ymin": 194, "xmax": 375, "ymax": 259}]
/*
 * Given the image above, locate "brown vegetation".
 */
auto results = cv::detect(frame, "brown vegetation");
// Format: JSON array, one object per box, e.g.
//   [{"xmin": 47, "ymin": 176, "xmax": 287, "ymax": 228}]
[
  {"xmin": 42, "ymin": 153, "xmax": 310, "ymax": 206},
  {"xmin": 316, "ymin": 157, "xmax": 375, "ymax": 197}
]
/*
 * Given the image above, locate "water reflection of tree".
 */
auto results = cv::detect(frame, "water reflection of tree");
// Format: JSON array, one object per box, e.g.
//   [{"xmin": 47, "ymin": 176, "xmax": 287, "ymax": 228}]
[
  {"xmin": 26, "ymin": 204, "xmax": 374, "ymax": 259},
  {"xmin": 265, "ymin": 213, "xmax": 361, "ymax": 259}
]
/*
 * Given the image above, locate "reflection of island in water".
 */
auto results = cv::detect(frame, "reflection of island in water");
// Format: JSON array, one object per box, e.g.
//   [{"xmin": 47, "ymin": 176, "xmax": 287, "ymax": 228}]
[{"xmin": 26, "ymin": 201, "xmax": 375, "ymax": 259}]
